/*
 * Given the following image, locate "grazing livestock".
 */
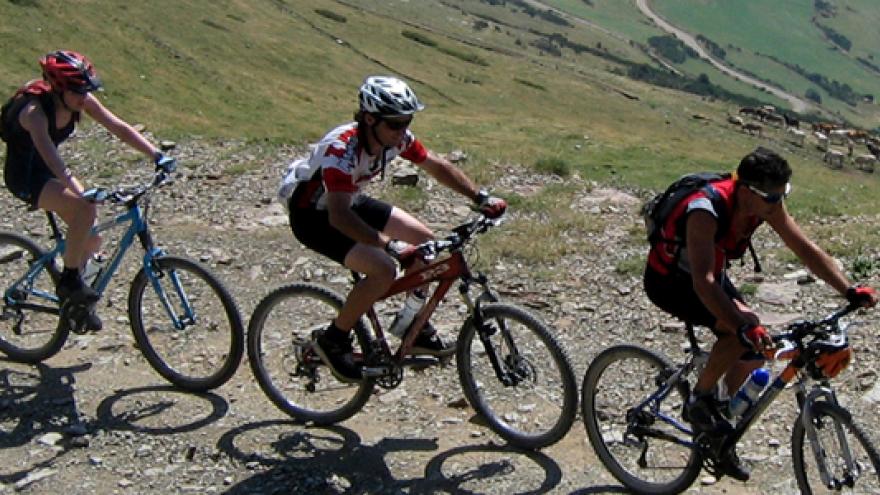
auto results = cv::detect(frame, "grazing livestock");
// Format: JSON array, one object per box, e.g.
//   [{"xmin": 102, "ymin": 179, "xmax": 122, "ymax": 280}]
[
  {"xmin": 813, "ymin": 131, "xmax": 829, "ymax": 150},
  {"xmin": 727, "ymin": 115, "xmax": 744, "ymax": 126},
  {"xmin": 742, "ymin": 122, "xmax": 762, "ymax": 136},
  {"xmin": 867, "ymin": 141, "xmax": 880, "ymax": 158},
  {"xmin": 812, "ymin": 122, "xmax": 837, "ymax": 134},
  {"xmin": 846, "ymin": 129, "xmax": 869, "ymax": 143},
  {"xmin": 823, "ymin": 149, "xmax": 845, "ymax": 169},
  {"xmin": 782, "ymin": 113, "xmax": 800, "ymax": 129},
  {"xmin": 764, "ymin": 112, "xmax": 784, "ymax": 126},
  {"xmin": 853, "ymin": 154, "xmax": 877, "ymax": 173},
  {"xmin": 829, "ymin": 129, "xmax": 850, "ymax": 145},
  {"xmin": 786, "ymin": 127, "xmax": 806, "ymax": 146},
  {"xmin": 738, "ymin": 106, "xmax": 759, "ymax": 117}
]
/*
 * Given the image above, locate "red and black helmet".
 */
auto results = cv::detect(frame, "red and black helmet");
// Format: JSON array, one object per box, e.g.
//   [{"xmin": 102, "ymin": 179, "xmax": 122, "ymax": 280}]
[{"xmin": 39, "ymin": 50, "xmax": 102, "ymax": 93}]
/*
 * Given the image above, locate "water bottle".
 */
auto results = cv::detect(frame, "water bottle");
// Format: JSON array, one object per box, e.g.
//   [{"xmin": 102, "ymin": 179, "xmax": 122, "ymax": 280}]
[
  {"xmin": 82, "ymin": 252, "xmax": 108, "ymax": 287},
  {"xmin": 728, "ymin": 368, "xmax": 770, "ymax": 418},
  {"xmin": 388, "ymin": 292, "xmax": 425, "ymax": 337}
]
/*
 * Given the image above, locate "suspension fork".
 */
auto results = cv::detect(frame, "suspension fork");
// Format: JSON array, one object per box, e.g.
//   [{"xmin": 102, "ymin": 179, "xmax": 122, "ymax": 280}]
[
  {"xmin": 800, "ymin": 383, "xmax": 855, "ymax": 488},
  {"xmin": 459, "ymin": 273, "xmax": 520, "ymax": 386}
]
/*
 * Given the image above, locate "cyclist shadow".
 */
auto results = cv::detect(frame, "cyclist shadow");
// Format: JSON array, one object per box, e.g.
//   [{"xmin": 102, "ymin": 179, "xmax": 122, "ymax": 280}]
[
  {"xmin": 217, "ymin": 419, "xmax": 565, "ymax": 494},
  {"xmin": 0, "ymin": 361, "xmax": 91, "ymax": 485},
  {"xmin": 94, "ymin": 385, "xmax": 229, "ymax": 435}
]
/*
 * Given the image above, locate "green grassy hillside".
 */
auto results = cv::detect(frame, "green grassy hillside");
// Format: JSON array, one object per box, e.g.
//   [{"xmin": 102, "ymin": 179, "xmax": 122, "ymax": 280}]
[
  {"xmin": 1, "ymin": 0, "xmax": 879, "ymax": 222},
  {"xmin": 650, "ymin": 0, "xmax": 880, "ymax": 126}
]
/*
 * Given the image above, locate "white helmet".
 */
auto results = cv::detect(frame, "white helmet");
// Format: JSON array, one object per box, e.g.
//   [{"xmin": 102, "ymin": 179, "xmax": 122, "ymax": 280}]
[{"xmin": 358, "ymin": 75, "xmax": 425, "ymax": 116}]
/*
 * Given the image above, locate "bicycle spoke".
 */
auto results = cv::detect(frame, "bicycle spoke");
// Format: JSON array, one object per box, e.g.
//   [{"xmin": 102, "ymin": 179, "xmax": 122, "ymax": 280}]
[
  {"xmin": 129, "ymin": 256, "xmax": 243, "ymax": 391},
  {"xmin": 458, "ymin": 303, "xmax": 577, "ymax": 449},
  {"xmin": 583, "ymin": 345, "xmax": 701, "ymax": 494},
  {"xmin": 793, "ymin": 402, "xmax": 880, "ymax": 494},
  {"xmin": 247, "ymin": 284, "xmax": 373, "ymax": 425},
  {"xmin": 0, "ymin": 233, "xmax": 67, "ymax": 363}
]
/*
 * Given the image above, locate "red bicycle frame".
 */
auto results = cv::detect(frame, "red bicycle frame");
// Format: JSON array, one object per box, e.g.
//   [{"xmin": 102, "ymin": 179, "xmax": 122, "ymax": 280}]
[{"xmin": 362, "ymin": 250, "xmax": 470, "ymax": 361}]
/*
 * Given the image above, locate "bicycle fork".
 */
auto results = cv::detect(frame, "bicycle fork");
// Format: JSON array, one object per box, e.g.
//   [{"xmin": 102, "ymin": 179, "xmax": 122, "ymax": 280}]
[
  {"xmin": 143, "ymin": 251, "xmax": 195, "ymax": 330},
  {"xmin": 458, "ymin": 274, "xmax": 529, "ymax": 387},
  {"xmin": 799, "ymin": 384, "xmax": 859, "ymax": 490}
]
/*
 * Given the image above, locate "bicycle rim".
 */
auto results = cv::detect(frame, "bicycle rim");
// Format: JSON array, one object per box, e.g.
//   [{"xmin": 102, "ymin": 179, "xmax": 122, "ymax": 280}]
[
  {"xmin": 457, "ymin": 303, "xmax": 578, "ymax": 449},
  {"xmin": 0, "ymin": 233, "xmax": 67, "ymax": 363},
  {"xmin": 128, "ymin": 256, "xmax": 244, "ymax": 392},
  {"xmin": 792, "ymin": 401, "xmax": 880, "ymax": 494},
  {"xmin": 247, "ymin": 283, "xmax": 373, "ymax": 425},
  {"xmin": 582, "ymin": 345, "xmax": 701, "ymax": 494}
]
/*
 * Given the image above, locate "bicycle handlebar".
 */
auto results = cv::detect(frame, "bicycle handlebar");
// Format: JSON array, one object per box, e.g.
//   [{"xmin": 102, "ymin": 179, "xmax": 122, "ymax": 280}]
[
  {"xmin": 770, "ymin": 303, "xmax": 861, "ymax": 351},
  {"xmin": 82, "ymin": 169, "xmax": 173, "ymax": 206},
  {"xmin": 404, "ymin": 215, "xmax": 502, "ymax": 263}
]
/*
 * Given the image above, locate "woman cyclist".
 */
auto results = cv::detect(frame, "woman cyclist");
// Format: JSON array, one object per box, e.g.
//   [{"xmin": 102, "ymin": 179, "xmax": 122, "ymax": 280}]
[
  {"xmin": 283, "ymin": 75, "xmax": 506, "ymax": 382},
  {"xmin": 1, "ymin": 50, "xmax": 176, "ymax": 331}
]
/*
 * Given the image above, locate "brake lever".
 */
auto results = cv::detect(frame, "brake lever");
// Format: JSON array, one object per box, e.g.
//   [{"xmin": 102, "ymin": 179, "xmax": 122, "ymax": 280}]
[
  {"xmin": 418, "ymin": 241, "xmax": 439, "ymax": 262},
  {"xmin": 82, "ymin": 188, "xmax": 110, "ymax": 203}
]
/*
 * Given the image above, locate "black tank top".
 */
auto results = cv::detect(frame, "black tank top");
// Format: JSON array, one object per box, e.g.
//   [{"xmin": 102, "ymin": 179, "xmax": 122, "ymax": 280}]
[{"xmin": 4, "ymin": 92, "xmax": 78, "ymax": 153}]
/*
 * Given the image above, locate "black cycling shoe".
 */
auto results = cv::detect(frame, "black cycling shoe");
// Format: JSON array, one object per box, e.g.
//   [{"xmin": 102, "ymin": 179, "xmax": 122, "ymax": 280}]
[
  {"xmin": 410, "ymin": 325, "xmax": 454, "ymax": 357},
  {"xmin": 57, "ymin": 282, "xmax": 102, "ymax": 332},
  {"xmin": 313, "ymin": 327, "xmax": 362, "ymax": 383},
  {"xmin": 717, "ymin": 449, "xmax": 751, "ymax": 482},
  {"xmin": 684, "ymin": 392, "xmax": 734, "ymax": 436},
  {"xmin": 56, "ymin": 280, "xmax": 99, "ymax": 305},
  {"xmin": 83, "ymin": 310, "xmax": 103, "ymax": 332}
]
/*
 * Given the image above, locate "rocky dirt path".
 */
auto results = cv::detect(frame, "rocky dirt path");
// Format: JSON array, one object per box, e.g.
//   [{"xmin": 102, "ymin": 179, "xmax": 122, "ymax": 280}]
[{"xmin": 1, "ymin": 129, "xmax": 879, "ymax": 494}]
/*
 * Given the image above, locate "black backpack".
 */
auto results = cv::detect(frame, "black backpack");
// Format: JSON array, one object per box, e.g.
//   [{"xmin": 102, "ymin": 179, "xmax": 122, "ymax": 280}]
[
  {"xmin": 1, "ymin": 81, "xmax": 54, "ymax": 143},
  {"xmin": 642, "ymin": 172, "xmax": 729, "ymax": 244},
  {"xmin": 642, "ymin": 172, "xmax": 762, "ymax": 272}
]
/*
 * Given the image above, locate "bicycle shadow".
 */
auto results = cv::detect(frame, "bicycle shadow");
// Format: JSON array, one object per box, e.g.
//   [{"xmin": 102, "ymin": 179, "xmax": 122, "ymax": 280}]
[
  {"xmin": 217, "ymin": 419, "xmax": 565, "ymax": 494},
  {"xmin": 94, "ymin": 385, "xmax": 229, "ymax": 435},
  {"xmin": 0, "ymin": 360, "xmax": 91, "ymax": 485}
]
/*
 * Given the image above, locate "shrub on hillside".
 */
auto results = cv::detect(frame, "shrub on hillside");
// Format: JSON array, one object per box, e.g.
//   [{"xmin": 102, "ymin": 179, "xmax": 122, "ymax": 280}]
[
  {"xmin": 648, "ymin": 35, "xmax": 696, "ymax": 64},
  {"xmin": 314, "ymin": 9, "xmax": 347, "ymax": 23}
]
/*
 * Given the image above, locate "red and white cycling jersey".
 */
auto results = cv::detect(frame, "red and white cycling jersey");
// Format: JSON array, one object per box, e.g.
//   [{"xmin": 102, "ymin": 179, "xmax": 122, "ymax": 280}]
[{"xmin": 281, "ymin": 121, "xmax": 428, "ymax": 211}]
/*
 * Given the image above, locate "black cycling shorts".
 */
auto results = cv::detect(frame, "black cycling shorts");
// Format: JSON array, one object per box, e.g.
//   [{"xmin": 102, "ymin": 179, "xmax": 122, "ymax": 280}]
[
  {"xmin": 643, "ymin": 266, "xmax": 742, "ymax": 332},
  {"xmin": 289, "ymin": 195, "xmax": 392, "ymax": 265},
  {"xmin": 4, "ymin": 149, "xmax": 54, "ymax": 208}
]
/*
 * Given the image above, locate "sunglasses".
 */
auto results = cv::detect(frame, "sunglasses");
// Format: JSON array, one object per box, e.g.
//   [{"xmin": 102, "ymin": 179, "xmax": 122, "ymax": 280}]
[
  {"xmin": 746, "ymin": 182, "xmax": 791, "ymax": 204},
  {"xmin": 382, "ymin": 116, "xmax": 413, "ymax": 131}
]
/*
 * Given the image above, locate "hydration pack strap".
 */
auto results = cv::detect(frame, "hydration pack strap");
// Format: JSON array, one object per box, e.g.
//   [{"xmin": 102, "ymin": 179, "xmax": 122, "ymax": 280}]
[{"xmin": 748, "ymin": 240, "xmax": 762, "ymax": 273}]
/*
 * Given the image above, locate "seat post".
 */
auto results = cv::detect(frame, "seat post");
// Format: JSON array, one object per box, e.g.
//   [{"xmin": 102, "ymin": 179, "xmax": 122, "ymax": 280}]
[
  {"xmin": 686, "ymin": 322, "xmax": 702, "ymax": 353},
  {"xmin": 45, "ymin": 211, "xmax": 63, "ymax": 241}
]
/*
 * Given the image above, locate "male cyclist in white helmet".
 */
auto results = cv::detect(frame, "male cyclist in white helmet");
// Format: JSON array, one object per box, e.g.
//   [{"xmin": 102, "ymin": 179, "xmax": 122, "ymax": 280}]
[{"xmin": 285, "ymin": 75, "xmax": 506, "ymax": 382}]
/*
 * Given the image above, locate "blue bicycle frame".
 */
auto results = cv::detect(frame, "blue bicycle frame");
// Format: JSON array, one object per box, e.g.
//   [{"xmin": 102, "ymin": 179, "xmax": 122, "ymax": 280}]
[{"xmin": 5, "ymin": 183, "xmax": 195, "ymax": 331}]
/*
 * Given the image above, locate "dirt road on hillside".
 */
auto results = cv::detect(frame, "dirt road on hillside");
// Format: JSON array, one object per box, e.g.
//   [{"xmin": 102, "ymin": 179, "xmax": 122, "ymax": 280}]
[{"xmin": 636, "ymin": 0, "xmax": 811, "ymax": 113}]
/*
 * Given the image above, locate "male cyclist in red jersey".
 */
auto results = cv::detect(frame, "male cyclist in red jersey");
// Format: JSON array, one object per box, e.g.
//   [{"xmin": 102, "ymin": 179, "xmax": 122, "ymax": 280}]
[
  {"xmin": 283, "ymin": 76, "xmax": 506, "ymax": 382},
  {"xmin": 2, "ymin": 50, "xmax": 176, "ymax": 331},
  {"xmin": 644, "ymin": 147, "xmax": 877, "ymax": 481}
]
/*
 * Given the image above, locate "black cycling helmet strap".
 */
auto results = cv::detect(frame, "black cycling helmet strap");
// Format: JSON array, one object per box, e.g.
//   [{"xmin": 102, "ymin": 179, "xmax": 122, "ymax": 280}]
[{"xmin": 367, "ymin": 120, "xmax": 390, "ymax": 181}]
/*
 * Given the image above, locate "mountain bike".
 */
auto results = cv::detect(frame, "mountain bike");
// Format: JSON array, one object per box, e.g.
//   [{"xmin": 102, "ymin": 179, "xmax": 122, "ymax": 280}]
[
  {"xmin": 0, "ymin": 169, "xmax": 244, "ymax": 392},
  {"xmin": 247, "ymin": 215, "xmax": 578, "ymax": 449},
  {"xmin": 582, "ymin": 303, "xmax": 880, "ymax": 494}
]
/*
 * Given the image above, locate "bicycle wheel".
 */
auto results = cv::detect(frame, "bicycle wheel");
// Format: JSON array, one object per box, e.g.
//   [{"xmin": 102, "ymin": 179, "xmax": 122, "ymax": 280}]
[
  {"xmin": 247, "ymin": 283, "xmax": 374, "ymax": 425},
  {"xmin": 582, "ymin": 345, "xmax": 701, "ymax": 495},
  {"xmin": 128, "ymin": 255, "xmax": 244, "ymax": 392},
  {"xmin": 456, "ymin": 303, "xmax": 577, "ymax": 449},
  {"xmin": 0, "ymin": 232, "xmax": 67, "ymax": 363},
  {"xmin": 792, "ymin": 401, "xmax": 880, "ymax": 494}
]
